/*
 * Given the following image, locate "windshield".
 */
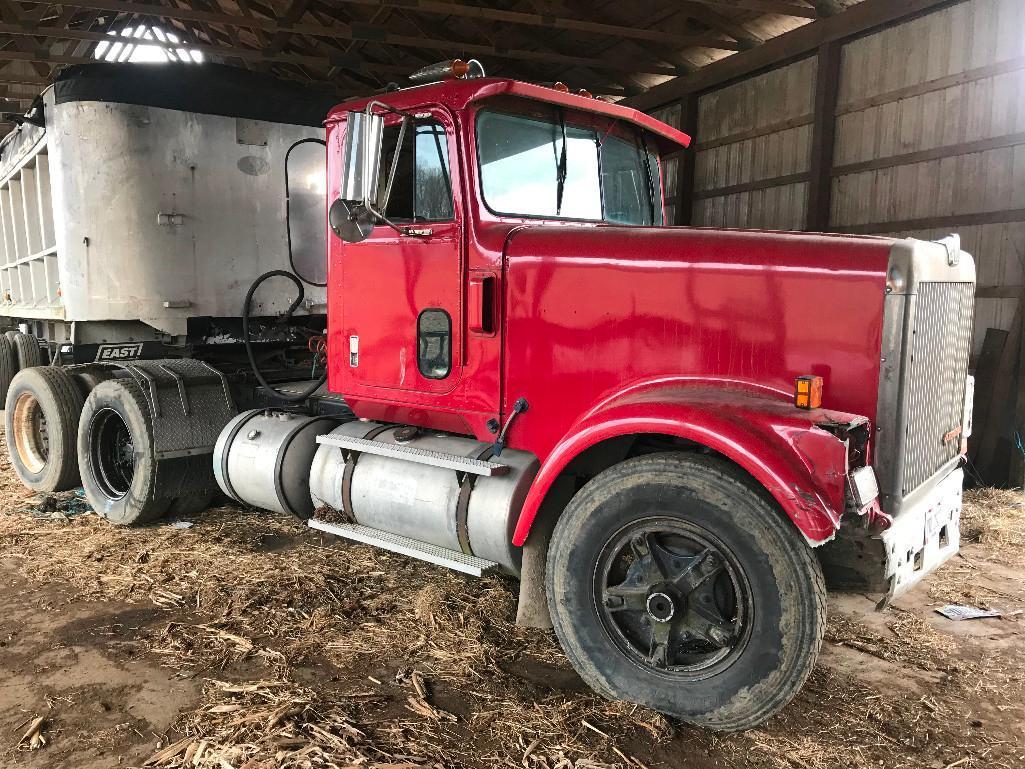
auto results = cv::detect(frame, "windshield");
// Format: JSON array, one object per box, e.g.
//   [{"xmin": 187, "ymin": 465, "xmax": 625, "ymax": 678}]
[{"xmin": 476, "ymin": 109, "xmax": 663, "ymax": 225}]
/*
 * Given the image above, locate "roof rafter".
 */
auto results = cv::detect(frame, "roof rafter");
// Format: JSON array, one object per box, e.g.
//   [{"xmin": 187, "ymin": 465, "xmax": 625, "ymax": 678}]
[{"xmin": 14, "ymin": 0, "xmax": 687, "ymax": 75}]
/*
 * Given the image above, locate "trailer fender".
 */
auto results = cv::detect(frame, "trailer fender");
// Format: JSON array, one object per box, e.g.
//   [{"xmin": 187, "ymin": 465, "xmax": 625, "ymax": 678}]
[{"xmin": 512, "ymin": 382, "xmax": 866, "ymax": 548}]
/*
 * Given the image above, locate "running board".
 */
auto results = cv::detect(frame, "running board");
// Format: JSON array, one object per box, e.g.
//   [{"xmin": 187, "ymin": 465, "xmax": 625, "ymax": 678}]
[
  {"xmin": 315, "ymin": 434, "xmax": 509, "ymax": 476},
  {"xmin": 307, "ymin": 519, "xmax": 500, "ymax": 577}
]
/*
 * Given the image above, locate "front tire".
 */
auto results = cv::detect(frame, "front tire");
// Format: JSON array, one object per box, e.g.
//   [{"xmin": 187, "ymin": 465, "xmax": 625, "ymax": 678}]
[{"xmin": 546, "ymin": 452, "xmax": 826, "ymax": 732}]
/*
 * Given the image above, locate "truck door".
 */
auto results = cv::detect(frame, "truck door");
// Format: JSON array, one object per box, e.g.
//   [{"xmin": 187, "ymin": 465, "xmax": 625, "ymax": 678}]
[{"xmin": 337, "ymin": 107, "xmax": 462, "ymax": 396}]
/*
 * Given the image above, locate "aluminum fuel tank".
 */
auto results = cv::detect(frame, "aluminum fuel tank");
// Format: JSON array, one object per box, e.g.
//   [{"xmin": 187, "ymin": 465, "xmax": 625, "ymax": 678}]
[
  {"xmin": 310, "ymin": 421, "xmax": 539, "ymax": 574},
  {"xmin": 214, "ymin": 409, "xmax": 338, "ymax": 518}
]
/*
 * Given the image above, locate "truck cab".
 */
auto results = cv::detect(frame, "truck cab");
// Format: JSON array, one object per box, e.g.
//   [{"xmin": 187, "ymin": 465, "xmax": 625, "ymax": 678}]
[{"xmin": 215, "ymin": 63, "xmax": 975, "ymax": 731}]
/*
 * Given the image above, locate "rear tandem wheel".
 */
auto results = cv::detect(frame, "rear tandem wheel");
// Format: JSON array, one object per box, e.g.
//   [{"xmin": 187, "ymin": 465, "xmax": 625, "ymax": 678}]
[{"xmin": 77, "ymin": 379, "xmax": 212, "ymax": 525}]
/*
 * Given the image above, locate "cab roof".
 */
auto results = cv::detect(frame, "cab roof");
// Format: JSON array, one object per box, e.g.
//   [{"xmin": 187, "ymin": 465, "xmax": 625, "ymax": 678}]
[{"xmin": 326, "ymin": 76, "xmax": 692, "ymax": 153}]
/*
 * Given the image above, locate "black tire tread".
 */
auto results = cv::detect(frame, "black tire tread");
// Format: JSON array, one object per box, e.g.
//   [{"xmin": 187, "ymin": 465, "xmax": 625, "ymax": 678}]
[
  {"xmin": 546, "ymin": 451, "xmax": 826, "ymax": 732},
  {"xmin": 11, "ymin": 332, "xmax": 43, "ymax": 370},
  {"xmin": 4, "ymin": 366, "xmax": 84, "ymax": 491},
  {"xmin": 0, "ymin": 335, "xmax": 16, "ymax": 403},
  {"xmin": 79, "ymin": 379, "xmax": 170, "ymax": 525}
]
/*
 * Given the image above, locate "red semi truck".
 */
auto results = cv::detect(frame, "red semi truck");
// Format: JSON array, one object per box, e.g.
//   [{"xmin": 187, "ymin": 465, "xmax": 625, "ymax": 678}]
[{"xmin": 48, "ymin": 62, "xmax": 974, "ymax": 730}]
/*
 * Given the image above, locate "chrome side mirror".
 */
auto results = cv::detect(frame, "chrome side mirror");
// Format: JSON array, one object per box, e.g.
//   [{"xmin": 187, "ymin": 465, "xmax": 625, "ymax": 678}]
[
  {"xmin": 331, "ymin": 105, "xmax": 409, "ymax": 243},
  {"xmin": 340, "ymin": 109, "xmax": 383, "ymax": 207}
]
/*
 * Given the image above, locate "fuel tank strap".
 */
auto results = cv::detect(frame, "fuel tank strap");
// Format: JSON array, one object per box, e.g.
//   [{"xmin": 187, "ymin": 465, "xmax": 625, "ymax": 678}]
[
  {"xmin": 454, "ymin": 446, "xmax": 497, "ymax": 556},
  {"xmin": 340, "ymin": 424, "xmax": 392, "ymax": 520}
]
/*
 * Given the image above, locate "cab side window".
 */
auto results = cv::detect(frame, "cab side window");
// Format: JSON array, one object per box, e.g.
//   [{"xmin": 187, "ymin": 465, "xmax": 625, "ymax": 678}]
[{"xmin": 380, "ymin": 119, "xmax": 454, "ymax": 222}]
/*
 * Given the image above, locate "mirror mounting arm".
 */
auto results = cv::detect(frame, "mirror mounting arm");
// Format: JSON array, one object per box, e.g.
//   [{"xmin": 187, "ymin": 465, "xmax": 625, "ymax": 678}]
[{"xmin": 363, "ymin": 102, "xmax": 410, "ymax": 236}]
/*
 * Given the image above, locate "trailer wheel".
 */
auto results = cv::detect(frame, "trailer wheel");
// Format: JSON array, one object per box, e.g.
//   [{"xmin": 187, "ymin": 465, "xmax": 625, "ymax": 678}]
[
  {"xmin": 546, "ymin": 452, "xmax": 826, "ymax": 732},
  {"xmin": 5, "ymin": 367, "xmax": 85, "ymax": 492},
  {"xmin": 77, "ymin": 379, "xmax": 171, "ymax": 525},
  {"xmin": 9, "ymin": 332, "xmax": 43, "ymax": 370},
  {"xmin": 0, "ymin": 334, "xmax": 16, "ymax": 403}
]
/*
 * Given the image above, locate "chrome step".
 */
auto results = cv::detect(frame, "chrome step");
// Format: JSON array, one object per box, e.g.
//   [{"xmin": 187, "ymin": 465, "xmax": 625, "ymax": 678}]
[
  {"xmin": 308, "ymin": 519, "xmax": 500, "ymax": 577},
  {"xmin": 315, "ymin": 434, "xmax": 509, "ymax": 476}
]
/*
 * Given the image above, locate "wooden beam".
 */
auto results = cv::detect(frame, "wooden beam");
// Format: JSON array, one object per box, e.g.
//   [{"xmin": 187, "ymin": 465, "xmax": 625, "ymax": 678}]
[
  {"xmin": 832, "ymin": 131, "xmax": 1025, "ymax": 178},
  {"xmin": 977, "ymin": 286, "xmax": 1024, "ymax": 300},
  {"xmin": 624, "ymin": 0, "xmax": 962, "ymax": 111},
  {"xmin": 16, "ymin": 0, "xmax": 732, "ymax": 69},
  {"xmin": 837, "ymin": 55, "xmax": 1025, "ymax": 116},
  {"xmin": 0, "ymin": 74, "xmax": 48, "ymax": 86},
  {"xmin": 309, "ymin": 0, "xmax": 744, "ymax": 49},
  {"xmin": 681, "ymin": 0, "xmax": 820, "ymax": 18},
  {"xmin": 834, "ymin": 208, "xmax": 1025, "ymax": 235},
  {"xmin": 674, "ymin": 94, "xmax": 699, "ymax": 225},
  {"xmin": 694, "ymin": 171, "xmax": 810, "ymax": 200},
  {"xmin": 694, "ymin": 112, "xmax": 814, "ymax": 151},
  {"xmin": 806, "ymin": 40, "xmax": 840, "ymax": 232}
]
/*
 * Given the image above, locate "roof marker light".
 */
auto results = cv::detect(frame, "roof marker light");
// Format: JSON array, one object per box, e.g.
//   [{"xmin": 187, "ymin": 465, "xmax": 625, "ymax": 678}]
[{"xmin": 409, "ymin": 58, "xmax": 486, "ymax": 84}]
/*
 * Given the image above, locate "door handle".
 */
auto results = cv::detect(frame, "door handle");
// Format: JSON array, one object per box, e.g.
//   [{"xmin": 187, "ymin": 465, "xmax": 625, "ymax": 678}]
[{"xmin": 468, "ymin": 273, "xmax": 496, "ymax": 335}]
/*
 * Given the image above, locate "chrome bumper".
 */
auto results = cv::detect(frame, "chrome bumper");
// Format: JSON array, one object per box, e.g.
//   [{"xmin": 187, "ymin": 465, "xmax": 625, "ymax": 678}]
[{"xmin": 879, "ymin": 467, "xmax": 962, "ymax": 605}]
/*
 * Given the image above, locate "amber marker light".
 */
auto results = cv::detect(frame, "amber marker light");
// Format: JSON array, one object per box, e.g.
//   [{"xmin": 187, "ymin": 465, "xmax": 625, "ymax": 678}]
[
  {"xmin": 577, "ymin": 88, "xmax": 594, "ymax": 98},
  {"xmin": 451, "ymin": 59, "xmax": 470, "ymax": 78},
  {"xmin": 552, "ymin": 81, "xmax": 570, "ymax": 92},
  {"xmin": 794, "ymin": 375, "xmax": 823, "ymax": 410}
]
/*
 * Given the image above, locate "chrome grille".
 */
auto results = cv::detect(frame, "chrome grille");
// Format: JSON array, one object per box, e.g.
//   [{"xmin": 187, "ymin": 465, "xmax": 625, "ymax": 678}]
[{"xmin": 902, "ymin": 282, "xmax": 974, "ymax": 494}]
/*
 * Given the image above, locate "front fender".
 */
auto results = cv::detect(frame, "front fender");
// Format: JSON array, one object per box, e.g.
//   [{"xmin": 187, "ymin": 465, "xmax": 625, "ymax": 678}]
[{"xmin": 512, "ymin": 382, "xmax": 865, "ymax": 547}]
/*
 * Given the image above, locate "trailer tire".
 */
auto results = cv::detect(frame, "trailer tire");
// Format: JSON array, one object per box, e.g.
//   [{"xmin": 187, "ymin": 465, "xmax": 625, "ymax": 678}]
[
  {"xmin": 77, "ymin": 379, "xmax": 172, "ymax": 525},
  {"xmin": 5, "ymin": 366, "xmax": 85, "ymax": 492},
  {"xmin": 0, "ymin": 334, "xmax": 16, "ymax": 403},
  {"xmin": 69, "ymin": 365, "xmax": 114, "ymax": 400},
  {"xmin": 546, "ymin": 452, "xmax": 826, "ymax": 732},
  {"xmin": 10, "ymin": 332, "xmax": 43, "ymax": 370}
]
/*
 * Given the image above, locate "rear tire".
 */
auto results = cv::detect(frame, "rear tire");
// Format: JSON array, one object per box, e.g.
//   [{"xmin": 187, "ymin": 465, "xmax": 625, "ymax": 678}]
[
  {"xmin": 0, "ymin": 335, "xmax": 16, "ymax": 403},
  {"xmin": 10, "ymin": 332, "xmax": 43, "ymax": 370},
  {"xmin": 68, "ymin": 365, "xmax": 114, "ymax": 400},
  {"xmin": 77, "ymin": 379, "xmax": 172, "ymax": 525},
  {"xmin": 5, "ymin": 367, "xmax": 85, "ymax": 492},
  {"xmin": 546, "ymin": 452, "xmax": 826, "ymax": 732}
]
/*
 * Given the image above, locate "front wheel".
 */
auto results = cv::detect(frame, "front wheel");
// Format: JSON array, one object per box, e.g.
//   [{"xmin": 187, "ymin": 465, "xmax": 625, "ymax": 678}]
[{"xmin": 546, "ymin": 452, "xmax": 826, "ymax": 732}]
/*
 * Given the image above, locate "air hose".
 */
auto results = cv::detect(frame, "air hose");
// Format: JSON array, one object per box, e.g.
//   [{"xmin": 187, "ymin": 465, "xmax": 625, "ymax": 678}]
[
  {"xmin": 242, "ymin": 137, "xmax": 330, "ymax": 403},
  {"xmin": 243, "ymin": 270, "xmax": 326, "ymax": 403}
]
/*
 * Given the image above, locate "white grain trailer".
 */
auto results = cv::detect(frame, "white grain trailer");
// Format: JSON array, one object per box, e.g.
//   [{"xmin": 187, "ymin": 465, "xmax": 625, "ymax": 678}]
[{"xmin": 0, "ymin": 63, "xmax": 340, "ymax": 519}]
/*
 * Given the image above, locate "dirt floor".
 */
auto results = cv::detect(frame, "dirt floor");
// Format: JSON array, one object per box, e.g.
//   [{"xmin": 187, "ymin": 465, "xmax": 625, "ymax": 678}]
[{"xmin": 0, "ymin": 444, "xmax": 1023, "ymax": 768}]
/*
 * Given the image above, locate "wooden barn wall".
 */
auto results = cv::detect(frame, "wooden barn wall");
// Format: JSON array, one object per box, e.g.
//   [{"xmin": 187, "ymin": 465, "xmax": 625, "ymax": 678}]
[
  {"xmin": 690, "ymin": 57, "xmax": 817, "ymax": 232},
  {"xmin": 833, "ymin": 0, "xmax": 1025, "ymax": 354},
  {"xmin": 650, "ymin": 0, "xmax": 1024, "ymax": 356}
]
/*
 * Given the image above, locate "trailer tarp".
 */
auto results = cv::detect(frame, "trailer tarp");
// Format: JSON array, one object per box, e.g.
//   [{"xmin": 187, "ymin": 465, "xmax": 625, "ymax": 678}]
[{"xmin": 53, "ymin": 63, "xmax": 340, "ymax": 127}]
